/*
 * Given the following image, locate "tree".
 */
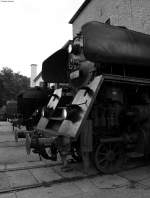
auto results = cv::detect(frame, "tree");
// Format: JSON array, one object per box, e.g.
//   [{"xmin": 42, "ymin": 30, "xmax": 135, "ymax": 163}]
[
  {"xmin": 0, "ymin": 67, "xmax": 30, "ymax": 105},
  {"xmin": 0, "ymin": 77, "xmax": 4, "ymax": 107}
]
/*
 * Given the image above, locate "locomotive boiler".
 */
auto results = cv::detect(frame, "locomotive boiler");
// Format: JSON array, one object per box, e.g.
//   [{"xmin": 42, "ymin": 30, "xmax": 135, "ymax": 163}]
[{"xmin": 28, "ymin": 21, "xmax": 150, "ymax": 173}]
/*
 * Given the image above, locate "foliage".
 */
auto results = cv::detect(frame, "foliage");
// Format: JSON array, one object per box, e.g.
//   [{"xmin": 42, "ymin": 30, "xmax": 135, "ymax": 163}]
[{"xmin": 0, "ymin": 67, "xmax": 30, "ymax": 106}]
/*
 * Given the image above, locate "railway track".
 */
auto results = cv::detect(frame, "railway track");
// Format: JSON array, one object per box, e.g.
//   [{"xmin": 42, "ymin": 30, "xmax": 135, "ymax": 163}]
[
  {"xmin": 0, "ymin": 161, "xmax": 61, "ymax": 173},
  {"xmin": 0, "ymin": 140, "xmax": 25, "ymax": 148},
  {"xmin": 0, "ymin": 123, "xmax": 150, "ymax": 195},
  {"xmin": 0, "ymin": 157, "xmax": 149, "ymax": 195},
  {"xmin": 0, "ymin": 161, "xmax": 98, "ymax": 195},
  {"xmin": 0, "ymin": 172, "xmax": 98, "ymax": 195}
]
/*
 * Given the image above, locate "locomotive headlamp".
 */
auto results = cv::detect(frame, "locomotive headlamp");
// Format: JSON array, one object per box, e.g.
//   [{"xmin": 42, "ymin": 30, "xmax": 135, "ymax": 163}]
[
  {"xmin": 41, "ymin": 106, "xmax": 49, "ymax": 117},
  {"xmin": 32, "ymin": 109, "xmax": 39, "ymax": 117},
  {"xmin": 71, "ymin": 35, "xmax": 83, "ymax": 56},
  {"xmin": 41, "ymin": 107, "xmax": 45, "ymax": 117},
  {"xmin": 64, "ymin": 104, "xmax": 83, "ymax": 123},
  {"xmin": 68, "ymin": 44, "xmax": 72, "ymax": 53},
  {"xmin": 35, "ymin": 109, "xmax": 39, "ymax": 115},
  {"xmin": 41, "ymin": 106, "xmax": 54, "ymax": 118},
  {"xmin": 62, "ymin": 108, "xmax": 67, "ymax": 119}
]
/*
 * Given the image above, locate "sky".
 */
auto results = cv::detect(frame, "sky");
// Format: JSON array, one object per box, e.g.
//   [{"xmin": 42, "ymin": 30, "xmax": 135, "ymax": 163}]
[{"xmin": 0, "ymin": 0, "xmax": 84, "ymax": 77}]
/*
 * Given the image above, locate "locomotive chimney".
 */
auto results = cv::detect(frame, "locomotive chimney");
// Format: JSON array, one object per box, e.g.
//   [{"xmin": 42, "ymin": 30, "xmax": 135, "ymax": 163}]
[{"xmin": 30, "ymin": 64, "xmax": 37, "ymax": 87}]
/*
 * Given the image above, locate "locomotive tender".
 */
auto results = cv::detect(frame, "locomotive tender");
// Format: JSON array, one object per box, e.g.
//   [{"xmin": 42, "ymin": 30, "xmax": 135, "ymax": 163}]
[{"xmin": 29, "ymin": 21, "xmax": 150, "ymax": 173}]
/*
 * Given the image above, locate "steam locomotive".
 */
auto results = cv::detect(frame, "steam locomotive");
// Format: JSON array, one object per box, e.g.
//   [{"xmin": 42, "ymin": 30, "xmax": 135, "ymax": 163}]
[
  {"xmin": 14, "ymin": 85, "xmax": 52, "ymax": 141},
  {"xmin": 17, "ymin": 86, "xmax": 52, "ymax": 129},
  {"xmin": 27, "ymin": 21, "xmax": 150, "ymax": 173}
]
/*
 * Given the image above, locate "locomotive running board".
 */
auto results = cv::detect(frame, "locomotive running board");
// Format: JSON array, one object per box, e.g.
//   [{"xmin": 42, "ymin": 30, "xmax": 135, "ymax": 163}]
[
  {"xmin": 103, "ymin": 74, "xmax": 150, "ymax": 85},
  {"xmin": 36, "ymin": 88, "xmax": 62, "ymax": 131},
  {"xmin": 57, "ymin": 75, "xmax": 104, "ymax": 138}
]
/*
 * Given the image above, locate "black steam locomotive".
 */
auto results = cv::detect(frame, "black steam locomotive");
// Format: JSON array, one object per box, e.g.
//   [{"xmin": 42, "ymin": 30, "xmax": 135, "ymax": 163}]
[
  {"xmin": 17, "ymin": 86, "xmax": 52, "ymax": 129},
  {"xmin": 14, "ymin": 86, "xmax": 52, "ymax": 141},
  {"xmin": 28, "ymin": 21, "xmax": 150, "ymax": 173}
]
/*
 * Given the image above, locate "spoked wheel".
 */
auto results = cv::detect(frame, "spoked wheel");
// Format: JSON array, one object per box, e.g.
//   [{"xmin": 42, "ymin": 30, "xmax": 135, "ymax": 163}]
[
  {"xmin": 39, "ymin": 147, "xmax": 54, "ymax": 160},
  {"xmin": 39, "ymin": 144, "xmax": 57, "ymax": 161},
  {"xmin": 94, "ymin": 142, "xmax": 125, "ymax": 174}
]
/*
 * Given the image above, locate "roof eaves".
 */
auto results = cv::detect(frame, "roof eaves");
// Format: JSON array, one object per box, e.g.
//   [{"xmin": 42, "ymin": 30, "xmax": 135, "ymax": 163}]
[{"xmin": 69, "ymin": 0, "xmax": 91, "ymax": 24}]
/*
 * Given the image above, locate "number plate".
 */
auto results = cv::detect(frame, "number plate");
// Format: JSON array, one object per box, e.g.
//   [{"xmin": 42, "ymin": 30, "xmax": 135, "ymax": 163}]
[{"xmin": 70, "ymin": 70, "xmax": 79, "ymax": 79}]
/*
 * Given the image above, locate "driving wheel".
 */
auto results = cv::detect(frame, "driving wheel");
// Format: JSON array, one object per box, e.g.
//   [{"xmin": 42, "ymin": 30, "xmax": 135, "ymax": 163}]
[{"xmin": 94, "ymin": 142, "xmax": 125, "ymax": 174}]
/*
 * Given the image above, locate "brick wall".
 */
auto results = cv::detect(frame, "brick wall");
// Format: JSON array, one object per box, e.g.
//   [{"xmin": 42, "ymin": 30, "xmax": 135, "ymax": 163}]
[{"xmin": 72, "ymin": 0, "xmax": 150, "ymax": 37}]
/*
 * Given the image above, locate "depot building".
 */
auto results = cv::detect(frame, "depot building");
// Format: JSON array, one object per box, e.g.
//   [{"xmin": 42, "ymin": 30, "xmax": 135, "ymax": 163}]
[{"xmin": 69, "ymin": 0, "xmax": 150, "ymax": 37}]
